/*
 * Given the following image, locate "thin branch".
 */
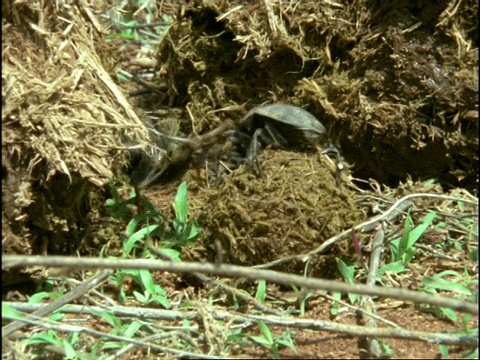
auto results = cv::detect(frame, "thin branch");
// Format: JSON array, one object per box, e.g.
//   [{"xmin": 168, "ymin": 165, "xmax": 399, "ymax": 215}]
[
  {"xmin": 3, "ymin": 301, "xmax": 476, "ymax": 347},
  {"xmin": 2, "ymin": 270, "xmax": 111, "ymax": 337},
  {"xmin": 2, "ymin": 256, "xmax": 477, "ymax": 315}
]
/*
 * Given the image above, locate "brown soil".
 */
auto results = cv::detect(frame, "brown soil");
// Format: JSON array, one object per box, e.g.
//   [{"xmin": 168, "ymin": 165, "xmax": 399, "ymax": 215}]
[
  {"xmin": 239, "ymin": 304, "xmax": 476, "ymax": 359},
  {"xmin": 2, "ymin": 1, "xmax": 477, "ymax": 359}
]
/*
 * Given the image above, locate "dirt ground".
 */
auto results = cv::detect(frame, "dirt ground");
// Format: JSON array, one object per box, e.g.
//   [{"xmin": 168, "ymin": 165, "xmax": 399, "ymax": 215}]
[{"xmin": 2, "ymin": 0, "xmax": 478, "ymax": 359}]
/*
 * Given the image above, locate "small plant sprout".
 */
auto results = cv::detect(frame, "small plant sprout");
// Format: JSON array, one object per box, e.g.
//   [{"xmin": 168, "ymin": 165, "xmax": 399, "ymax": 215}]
[
  {"xmin": 249, "ymin": 320, "xmax": 296, "ymax": 359},
  {"xmin": 173, "ymin": 181, "xmax": 201, "ymax": 245},
  {"xmin": 336, "ymin": 258, "xmax": 359, "ymax": 305}
]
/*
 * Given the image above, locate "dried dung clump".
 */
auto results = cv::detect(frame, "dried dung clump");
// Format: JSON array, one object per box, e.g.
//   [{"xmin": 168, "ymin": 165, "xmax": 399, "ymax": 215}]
[
  {"xmin": 2, "ymin": 2, "xmax": 151, "ymax": 256},
  {"xmin": 191, "ymin": 150, "xmax": 364, "ymax": 276}
]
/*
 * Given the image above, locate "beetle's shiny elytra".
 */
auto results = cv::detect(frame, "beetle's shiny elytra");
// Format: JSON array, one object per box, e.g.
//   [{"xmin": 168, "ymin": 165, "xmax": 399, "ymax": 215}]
[
  {"xmin": 235, "ymin": 104, "xmax": 328, "ymax": 175},
  {"xmin": 239, "ymin": 104, "xmax": 327, "ymax": 148}
]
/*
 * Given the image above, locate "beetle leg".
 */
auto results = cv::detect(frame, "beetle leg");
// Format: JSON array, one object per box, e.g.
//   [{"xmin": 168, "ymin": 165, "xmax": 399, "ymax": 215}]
[
  {"xmin": 321, "ymin": 143, "xmax": 341, "ymax": 160},
  {"xmin": 247, "ymin": 127, "xmax": 265, "ymax": 177},
  {"xmin": 263, "ymin": 124, "xmax": 289, "ymax": 148},
  {"xmin": 227, "ymin": 154, "xmax": 247, "ymax": 164},
  {"xmin": 321, "ymin": 144, "xmax": 345, "ymax": 189}
]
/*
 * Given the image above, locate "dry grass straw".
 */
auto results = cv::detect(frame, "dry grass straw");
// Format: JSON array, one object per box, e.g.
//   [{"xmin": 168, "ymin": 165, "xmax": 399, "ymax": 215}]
[{"xmin": 2, "ymin": 1, "xmax": 150, "ymax": 186}]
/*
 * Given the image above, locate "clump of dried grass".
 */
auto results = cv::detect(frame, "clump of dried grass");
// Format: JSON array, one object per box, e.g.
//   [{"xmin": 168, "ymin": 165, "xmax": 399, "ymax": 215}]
[
  {"xmin": 2, "ymin": 1, "xmax": 150, "ymax": 187},
  {"xmin": 1, "ymin": 1, "xmax": 153, "ymax": 256}
]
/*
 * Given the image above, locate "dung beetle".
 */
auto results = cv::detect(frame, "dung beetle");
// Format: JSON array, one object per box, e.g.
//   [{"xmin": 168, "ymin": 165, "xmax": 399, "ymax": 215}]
[{"xmin": 233, "ymin": 103, "xmax": 340, "ymax": 176}]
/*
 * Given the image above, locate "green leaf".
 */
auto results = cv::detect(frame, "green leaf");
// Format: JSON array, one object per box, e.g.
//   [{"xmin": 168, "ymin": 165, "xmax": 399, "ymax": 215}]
[
  {"xmin": 2, "ymin": 304, "xmax": 23, "ymax": 320},
  {"xmin": 277, "ymin": 338, "xmax": 296, "ymax": 351},
  {"xmin": 257, "ymin": 321, "xmax": 273, "ymax": 344},
  {"xmin": 174, "ymin": 182, "xmax": 188, "ymax": 223},
  {"xmin": 299, "ymin": 291, "xmax": 314, "ymax": 315},
  {"xmin": 469, "ymin": 249, "xmax": 477, "ymax": 261},
  {"xmin": 421, "ymin": 276, "xmax": 471, "ymax": 295},
  {"xmin": 186, "ymin": 223, "xmax": 201, "ymax": 240},
  {"xmin": 438, "ymin": 344, "xmax": 449, "ymax": 359},
  {"xmin": 63, "ymin": 339, "xmax": 77, "ymax": 359},
  {"xmin": 462, "ymin": 347, "xmax": 478, "ymax": 359},
  {"xmin": 402, "ymin": 246, "xmax": 416, "ymax": 264},
  {"xmin": 126, "ymin": 217, "xmax": 139, "ymax": 237},
  {"xmin": 105, "ymin": 182, "xmax": 121, "ymax": 208},
  {"xmin": 153, "ymin": 293, "xmax": 171, "ymax": 309},
  {"xmin": 397, "ymin": 213, "xmax": 412, "ymax": 261},
  {"xmin": 124, "ymin": 320, "xmax": 143, "ymax": 338},
  {"xmin": 28, "ymin": 292, "xmax": 61, "ymax": 303},
  {"xmin": 250, "ymin": 335, "xmax": 272, "ymax": 347},
  {"xmin": 24, "ymin": 332, "xmax": 62, "ymax": 347},
  {"xmin": 138, "ymin": 269, "xmax": 156, "ymax": 294},
  {"xmin": 330, "ymin": 292, "xmax": 341, "ymax": 316},
  {"xmin": 133, "ymin": 291, "xmax": 148, "ymax": 304},
  {"xmin": 92, "ymin": 310, "xmax": 121, "ymax": 328},
  {"xmin": 155, "ymin": 247, "xmax": 181, "ymax": 260},
  {"xmin": 124, "ymin": 224, "xmax": 159, "ymax": 255},
  {"xmin": 336, "ymin": 258, "xmax": 355, "ymax": 283},
  {"xmin": 378, "ymin": 260, "xmax": 406, "ymax": 276},
  {"xmin": 103, "ymin": 341, "xmax": 122, "ymax": 350},
  {"xmin": 255, "ymin": 280, "xmax": 267, "ymax": 302},
  {"xmin": 50, "ymin": 312, "xmax": 64, "ymax": 322},
  {"xmin": 408, "ymin": 211, "xmax": 436, "ymax": 248},
  {"xmin": 69, "ymin": 331, "xmax": 79, "ymax": 346},
  {"xmin": 439, "ymin": 307, "xmax": 457, "ymax": 322}
]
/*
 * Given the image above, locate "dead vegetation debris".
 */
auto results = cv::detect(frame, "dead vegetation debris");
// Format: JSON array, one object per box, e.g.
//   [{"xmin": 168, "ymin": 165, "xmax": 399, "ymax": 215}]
[{"xmin": 1, "ymin": 2, "xmax": 152, "ymax": 259}]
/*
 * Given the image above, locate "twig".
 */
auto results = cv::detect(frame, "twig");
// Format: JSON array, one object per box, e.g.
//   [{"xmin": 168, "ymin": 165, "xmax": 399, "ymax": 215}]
[
  {"xmin": 320, "ymin": 293, "xmax": 402, "ymax": 329},
  {"xmin": 2, "ymin": 256, "xmax": 477, "ymax": 315},
  {"xmin": 2, "ymin": 270, "xmax": 111, "ymax": 337},
  {"xmin": 4, "ymin": 301, "xmax": 476, "ymax": 347},
  {"xmin": 2, "ymin": 313, "xmax": 231, "ymax": 359},
  {"xmin": 359, "ymin": 225, "xmax": 386, "ymax": 358}
]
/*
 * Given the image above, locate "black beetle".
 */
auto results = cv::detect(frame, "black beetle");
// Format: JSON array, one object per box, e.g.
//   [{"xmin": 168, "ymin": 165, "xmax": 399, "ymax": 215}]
[{"xmin": 233, "ymin": 104, "xmax": 339, "ymax": 176}]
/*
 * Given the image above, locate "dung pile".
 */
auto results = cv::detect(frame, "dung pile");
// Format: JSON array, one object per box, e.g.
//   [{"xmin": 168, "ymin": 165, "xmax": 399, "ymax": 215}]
[
  {"xmin": 193, "ymin": 149, "xmax": 365, "ymax": 275},
  {"xmin": 1, "ymin": 2, "xmax": 151, "ymax": 257},
  {"xmin": 155, "ymin": 0, "xmax": 478, "ymax": 191}
]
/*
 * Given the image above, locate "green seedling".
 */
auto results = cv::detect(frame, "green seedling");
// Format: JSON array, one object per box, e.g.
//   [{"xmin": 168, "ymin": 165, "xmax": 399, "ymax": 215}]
[
  {"xmin": 379, "ymin": 339, "xmax": 393, "ymax": 358},
  {"xmin": 226, "ymin": 328, "xmax": 254, "ymax": 350},
  {"xmin": 379, "ymin": 211, "xmax": 437, "ymax": 277},
  {"xmin": 114, "ymin": 268, "xmax": 170, "ymax": 309},
  {"xmin": 255, "ymin": 280, "xmax": 267, "ymax": 302},
  {"xmin": 28, "ymin": 291, "xmax": 63, "ymax": 303},
  {"xmin": 249, "ymin": 320, "xmax": 296, "ymax": 359},
  {"xmin": 420, "ymin": 270, "xmax": 474, "ymax": 322},
  {"xmin": 123, "ymin": 221, "xmax": 159, "ymax": 257},
  {"xmin": 106, "ymin": 181, "xmax": 201, "ymax": 307},
  {"xmin": 23, "ymin": 329, "xmax": 80, "ymax": 359},
  {"xmin": 106, "ymin": 182, "xmax": 159, "ymax": 220},
  {"xmin": 92, "ymin": 310, "xmax": 143, "ymax": 350},
  {"xmin": 173, "ymin": 181, "xmax": 201, "ymax": 245},
  {"xmin": 105, "ymin": 181, "xmax": 138, "ymax": 219},
  {"xmin": 397, "ymin": 211, "xmax": 436, "ymax": 261},
  {"xmin": 289, "ymin": 285, "xmax": 314, "ymax": 315},
  {"xmin": 336, "ymin": 258, "xmax": 359, "ymax": 305},
  {"xmin": 330, "ymin": 291, "xmax": 342, "ymax": 316},
  {"xmin": 102, "ymin": 320, "xmax": 144, "ymax": 350}
]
